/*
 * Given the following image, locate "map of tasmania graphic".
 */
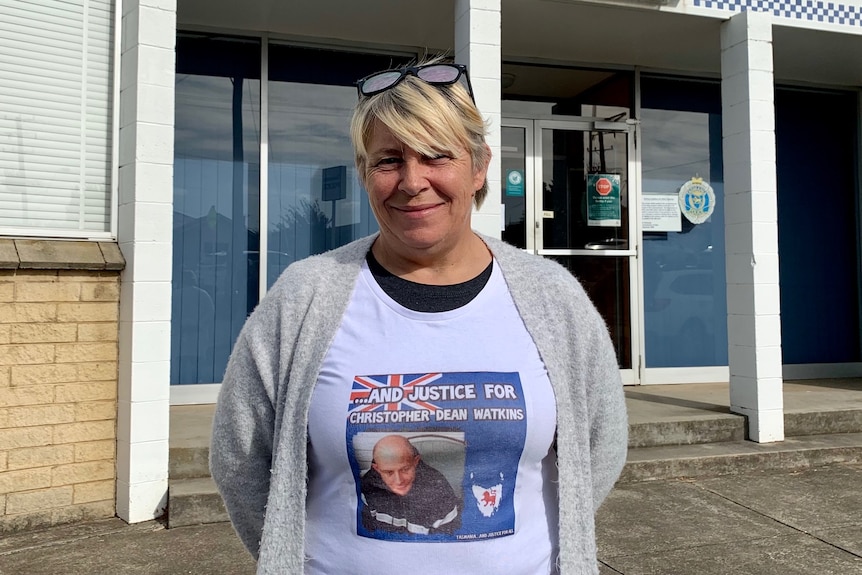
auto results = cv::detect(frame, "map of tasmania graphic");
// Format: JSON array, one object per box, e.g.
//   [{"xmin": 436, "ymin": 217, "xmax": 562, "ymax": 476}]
[{"xmin": 346, "ymin": 371, "xmax": 527, "ymax": 542}]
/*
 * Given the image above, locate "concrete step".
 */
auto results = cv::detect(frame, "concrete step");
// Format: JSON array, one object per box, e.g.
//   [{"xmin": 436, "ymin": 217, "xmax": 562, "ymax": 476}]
[
  {"xmin": 166, "ymin": 433, "xmax": 862, "ymax": 527},
  {"xmin": 621, "ymin": 431, "xmax": 862, "ymax": 482},
  {"xmin": 628, "ymin": 408, "xmax": 862, "ymax": 448},
  {"xmin": 170, "ymin": 445, "xmax": 210, "ymax": 480},
  {"xmin": 167, "ymin": 477, "xmax": 228, "ymax": 528},
  {"xmin": 628, "ymin": 414, "xmax": 745, "ymax": 448},
  {"xmin": 167, "ymin": 409, "xmax": 862, "ymax": 480},
  {"xmin": 785, "ymin": 408, "xmax": 862, "ymax": 436}
]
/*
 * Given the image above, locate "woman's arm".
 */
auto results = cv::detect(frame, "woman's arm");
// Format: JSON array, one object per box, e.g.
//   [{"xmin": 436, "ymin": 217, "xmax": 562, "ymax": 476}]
[{"xmin": 210, "ymin": 332, "xmax": 276, "ymax": 559}]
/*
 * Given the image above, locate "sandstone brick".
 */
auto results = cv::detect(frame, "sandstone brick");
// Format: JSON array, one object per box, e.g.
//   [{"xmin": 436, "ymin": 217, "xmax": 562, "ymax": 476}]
[
  {"xmin": 73, "ymin": 479, "xmax": 115, "ymax": 504},
  {"xmin": 12, "ymin": 270, "xmax": 59, "ymax": 282},
  {"xmin": 54, "ymin": 381, "xmax": 116, "ymax": 403},
  {"xmin": 0, "ymin": 385, "xmax": 54, "ymax": 407},
  {"xmin": 55, "ymin": 342, "xmax": 117, "ymax": 363},
  {"xmin": 0, "ymin": 508, "xmax": 48, "ymax": 532},
  {"xmin": 56, "ymin": 302, "xmax": 117, "ymax": 323},
  {"xmin": 15, "ymin": 282, "xmax": 81, "ymax": 303},
  {"xmin": 52, "ymin": 460, "xmax": 114, "ymax": 487},
  {"xmin": 0, "ymin": 344, "xmax": 55, "ymax": 366},
  {"xmin": 6, "ymin": 486, "xmax": 73, "ymax": 514},
  {"xmin": 75, "ymin": 440, "xmax": 115, "ymax": 462},
  {"xmin": 0, "ymin": 426, "xmax": 52, "ymax": 449},
  {"xmin": 10, "ymin": 323, "xmax": 77, "ymax": 344},
  {"xmin": 78, "ymin": 362, "xmax": 119, "ymax": 382},
  {"xmin": 51, "ymin": 499, "xmax": 114, "ymax": 524},
  {"xmin": 0, "ymin": 408, "xmax": 7, "ymax": 429},
  {"xmin": 11, "ymin": 363, "xmax": 79, "ymax": 386},
  {"xmin": 80, "ymin": 282, "xmax": 120, "ymax": 302},
  {"xmin": 0, "ymin": 325, "xmax": 10, "ymax": 346},
  {"xmin": 0, "ymin": 451, "xmax": 7, "ymax": 471},
  {"xmin": 7, "ymin": 404, "xmax": 75, "ymax": 427},
  {"xmin": 58, "ymin": 271, "xmax": 110, "ymax": 282},
  {"xmin": 7, "ymin": 444, "xmax": 75, "ymax": 470},
  {"xmin": 0, "ymin": 283, "xmax": 13, "ymax": 302},
  {"xmin": 0, "ymin": 303, "xmax": 57, "ymax": 323},
  {"xmin": 0, "ymin": 493, "xmax": 5, "ymax": 514},
  {"xmin": 99, "ymin": 243, "xmax": 125, "ymax": 271},
  {"xmin": 75, "ymin": 400, "xmax": 116, "ymax": 422},
  {"xmin": 77, "ymin": 323, "xmax": 119, "ymax": 342},
  {"xmin": 53, "ymin": 420, "xmax": 114, "ymax": 444},
  {"xmin": 15, "ymin": 362, "xmax": 118, "ymax": 388},
  {"xmin": 0, "ymin": 467, "xmax": 52, "ymax": 493}
]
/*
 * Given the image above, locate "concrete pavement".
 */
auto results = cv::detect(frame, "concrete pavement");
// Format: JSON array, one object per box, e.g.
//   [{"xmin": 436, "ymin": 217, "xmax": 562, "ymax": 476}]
[{"xmin": 2, "ymin": 462, "xmax": 861, "ymax": 574}]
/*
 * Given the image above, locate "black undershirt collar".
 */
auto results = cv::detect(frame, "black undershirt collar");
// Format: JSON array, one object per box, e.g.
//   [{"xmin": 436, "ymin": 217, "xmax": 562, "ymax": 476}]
[{"xmin": 365, "ymin": 250, "xmax": 493, "ymax": 312}]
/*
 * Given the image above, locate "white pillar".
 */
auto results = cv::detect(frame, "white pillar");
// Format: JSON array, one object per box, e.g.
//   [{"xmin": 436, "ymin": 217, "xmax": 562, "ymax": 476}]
[
  {"xmin": 455, "ymin": 0, "xmax": 502, "ymax": 239},
  {"xmin": 720, "ymin": 11, "xmax": 784, "ymax": 443},
  {"xmin": 116, "ymin": 0, "xmax": 176, "ymax": 521}
]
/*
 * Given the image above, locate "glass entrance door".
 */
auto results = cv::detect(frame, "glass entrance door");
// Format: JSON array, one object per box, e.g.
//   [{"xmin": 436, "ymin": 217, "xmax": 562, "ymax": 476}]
[{"xmin": 502, "ymin": 118, "xmax": 638, "ymax": 384}]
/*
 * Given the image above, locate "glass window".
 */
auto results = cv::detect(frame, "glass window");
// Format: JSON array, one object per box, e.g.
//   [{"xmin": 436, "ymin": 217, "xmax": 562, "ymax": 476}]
[
  {"xmin": 172, "ymin": 34, "xmax": 261, "ymax": 384},
  {"xmin": 266, "ymin": 45, "xmax": 411, "ymax": 288},
  {"xmin": 776, "ymin": 88, "xmax": 859, "ymax": 363},
  {"xmin": 0, "ymin": 0, "xmax": 114, "ymax": 237},
  {"xmin": 640, "ymin": 76, "xmax": 727, "ymax": 368},
  {"xmin": 501, "ymin": 126, "xmax": 527, "ymax": 248},
  {"xmin": 171, "ymin": 39, "xmax": 413, "ymax": 385}
]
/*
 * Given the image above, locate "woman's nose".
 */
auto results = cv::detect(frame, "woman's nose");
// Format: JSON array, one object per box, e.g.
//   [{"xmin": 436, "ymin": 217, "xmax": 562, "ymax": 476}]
[{"xmin": 398, "ymin": 160, "xmax": 428, "ymax": 196}]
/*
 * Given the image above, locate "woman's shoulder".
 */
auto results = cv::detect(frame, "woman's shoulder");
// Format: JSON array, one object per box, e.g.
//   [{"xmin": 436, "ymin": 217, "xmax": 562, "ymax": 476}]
[
  {"xmin": 245, "ymin": 235, "xmax": 374, "ymax": 329},
  {"xmin": 482, "ymin": 235, "xmax": 582, "ymax": 285},
  {"xmin": 269, "ymin": 235, "xmax": 375, "ymax": 292}
]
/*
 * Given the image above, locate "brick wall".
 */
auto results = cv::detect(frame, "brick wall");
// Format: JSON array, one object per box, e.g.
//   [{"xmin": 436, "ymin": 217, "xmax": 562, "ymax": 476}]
[{"xmin": 0, "ymin": 241, "xmax": 123, "ymax": 532}]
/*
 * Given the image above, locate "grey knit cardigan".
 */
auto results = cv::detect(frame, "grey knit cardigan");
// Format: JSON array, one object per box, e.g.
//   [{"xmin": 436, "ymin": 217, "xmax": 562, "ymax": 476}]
[{"xmin": 210, "ymin": 233, "xmax": 628, "ymax": 575}]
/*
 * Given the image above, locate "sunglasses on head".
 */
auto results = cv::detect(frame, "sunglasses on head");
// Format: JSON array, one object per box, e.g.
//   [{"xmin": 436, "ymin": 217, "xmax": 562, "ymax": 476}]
[{"xmin": 356, "ymin": 63, "xmax": 475, "ymax": 102}]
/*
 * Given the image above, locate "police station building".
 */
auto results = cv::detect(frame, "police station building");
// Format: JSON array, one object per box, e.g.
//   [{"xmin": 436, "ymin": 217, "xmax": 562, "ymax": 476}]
[{"xmin": 1, "ymin": 0, "xmax": 861, "ymax": 527}]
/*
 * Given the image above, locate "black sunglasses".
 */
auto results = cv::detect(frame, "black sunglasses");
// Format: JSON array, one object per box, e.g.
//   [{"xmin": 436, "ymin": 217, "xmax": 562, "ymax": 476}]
[{"xmin": 356, "ymin": 63, "xmax": 475, "ymax": 102}]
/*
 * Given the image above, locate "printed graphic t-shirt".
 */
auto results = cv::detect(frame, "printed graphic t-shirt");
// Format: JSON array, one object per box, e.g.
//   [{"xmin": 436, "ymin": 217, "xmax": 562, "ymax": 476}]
[{"xmin": 304, "ymin": 261, "xmax": 559, "ymax": 574}]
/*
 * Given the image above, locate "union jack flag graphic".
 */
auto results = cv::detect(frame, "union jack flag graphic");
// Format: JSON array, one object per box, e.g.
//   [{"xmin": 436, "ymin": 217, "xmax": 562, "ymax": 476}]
[{"xmin": 349, "ymin": 373, "xmax": 443, "ymax": 413}]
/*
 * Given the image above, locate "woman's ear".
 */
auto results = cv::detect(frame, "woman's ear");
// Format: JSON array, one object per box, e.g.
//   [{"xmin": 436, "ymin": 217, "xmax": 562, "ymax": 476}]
[{"xmin": 472, "ymin": 143, "xmax": 492, "ymax": 189}]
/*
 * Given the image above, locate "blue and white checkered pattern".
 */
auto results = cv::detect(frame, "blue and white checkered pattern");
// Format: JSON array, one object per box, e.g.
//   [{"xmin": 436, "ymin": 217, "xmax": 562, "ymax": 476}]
[{"xmin": 694, "ymin": 0, "xmax": 861, "ymax": 26}]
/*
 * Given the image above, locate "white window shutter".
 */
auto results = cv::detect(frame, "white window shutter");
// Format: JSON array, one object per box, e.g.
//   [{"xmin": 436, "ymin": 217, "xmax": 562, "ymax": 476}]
[{"xmin": 0, "ymin": 0, "xmax": 114, "ymax": 237}]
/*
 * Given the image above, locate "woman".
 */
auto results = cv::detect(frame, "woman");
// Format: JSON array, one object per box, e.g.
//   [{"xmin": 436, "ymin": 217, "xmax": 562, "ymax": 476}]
[{"xmin": 210, "ymin": 60, "xmax": 628, "ymax": 575}]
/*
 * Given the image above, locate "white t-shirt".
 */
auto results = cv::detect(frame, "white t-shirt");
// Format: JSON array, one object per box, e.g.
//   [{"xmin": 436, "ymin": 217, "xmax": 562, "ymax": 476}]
[{"xmin": 304, "ymin": 261, "xmax": 559, "ymax": 574}]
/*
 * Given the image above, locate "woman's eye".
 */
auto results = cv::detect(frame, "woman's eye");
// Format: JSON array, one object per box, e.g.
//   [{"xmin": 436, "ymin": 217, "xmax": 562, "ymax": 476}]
[
  {"xmin": 428, "ymin": 154, "xmax": 450, "ymax": 163},
  {"xmin": 374, "ymin": 157, "xmax": 402, "ymax": 170}
]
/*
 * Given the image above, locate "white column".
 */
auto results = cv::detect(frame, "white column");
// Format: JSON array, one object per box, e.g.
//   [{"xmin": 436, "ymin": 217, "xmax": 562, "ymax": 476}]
[
  {"xmin": 455, "ymin": 0, "xmax": 502, "ymax": 239},
  {"xmin": 116, "ymin": 0, "xmax": 176, "ymax": 521},
  {"xmin": 720, "ymin": 11, "xmax": 784, "ymax": 443}
]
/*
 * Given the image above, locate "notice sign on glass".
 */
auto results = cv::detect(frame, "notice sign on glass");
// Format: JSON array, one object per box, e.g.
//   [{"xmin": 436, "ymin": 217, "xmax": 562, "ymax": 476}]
[
  {"xmin": 642, "ymin": 194, "xmax": 682, "ymax": 232},
  {"xmin": 587, "ymin": 174, "xmax": 621, "ymax": 227}
]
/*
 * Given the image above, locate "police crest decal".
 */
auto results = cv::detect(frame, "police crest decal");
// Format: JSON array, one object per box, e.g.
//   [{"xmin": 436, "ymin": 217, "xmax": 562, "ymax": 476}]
[{"xmin": 678, "ymin": 177, "xmax": 715, "ymax": 225}]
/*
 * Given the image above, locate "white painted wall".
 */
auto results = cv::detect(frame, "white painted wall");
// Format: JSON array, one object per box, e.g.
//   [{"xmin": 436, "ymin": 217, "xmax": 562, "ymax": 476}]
[
  {"xmin": 720, "ymin": 10, "xmax": 785, "ymax": 443},
  {"xmin": 117, "ymin": 0, "xmax": 177, "ymax": 522},
  {"xmin": 456, "ymin": 0, "xmax": 503, "ymax": 240}
]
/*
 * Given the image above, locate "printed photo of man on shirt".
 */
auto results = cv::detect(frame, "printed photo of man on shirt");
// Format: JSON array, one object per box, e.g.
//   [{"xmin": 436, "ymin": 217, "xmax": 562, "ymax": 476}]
[{"xmin": 360, "ymin": 434, "xmax": 462, "ymax": 536}]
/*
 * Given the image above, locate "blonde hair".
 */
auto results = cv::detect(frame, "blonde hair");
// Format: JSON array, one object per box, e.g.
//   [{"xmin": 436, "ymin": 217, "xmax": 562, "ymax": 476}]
[{"xmin": 350, "ymin": 63, "xmax": 491, "ymax": 208}]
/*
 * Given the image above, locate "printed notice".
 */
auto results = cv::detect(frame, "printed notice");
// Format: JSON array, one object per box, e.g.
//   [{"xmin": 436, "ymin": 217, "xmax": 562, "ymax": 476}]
[
  {"xmin": 347, "ymin": 372, "xmax": 526, "ymax": 543},
  {"xmin": 643, "ymin": 194, "xmax": 682, "ymax": 232}
]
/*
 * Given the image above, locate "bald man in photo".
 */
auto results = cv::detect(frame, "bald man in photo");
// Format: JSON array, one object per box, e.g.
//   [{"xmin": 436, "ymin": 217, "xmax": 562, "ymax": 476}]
[{"xmin": 360, "ymin": 435, "xmax": 461, "ymax": 536}]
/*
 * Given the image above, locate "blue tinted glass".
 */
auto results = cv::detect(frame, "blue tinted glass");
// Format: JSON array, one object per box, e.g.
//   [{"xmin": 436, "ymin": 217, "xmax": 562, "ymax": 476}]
[
  {"xmin": 641, "ymin": 82, "xmax": 728, "ymax": 368},
  {"xmin": 776, "ymin": 88, "xmax": 859, "ymax": 363},
  {"xmin": 265, "ymin": 46, "xmax": 409, "ymax": 287},
  {"xmin": 172, "ymin": 35, "xmax": 261, "ymax": 384},
  {"xmin": 266, "ymin": 81, "xmax": 377, "ymax": 287}
]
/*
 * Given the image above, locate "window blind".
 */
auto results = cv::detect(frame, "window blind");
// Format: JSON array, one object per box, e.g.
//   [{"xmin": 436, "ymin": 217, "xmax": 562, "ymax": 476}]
[{"xmin": 0, "ymin": 0, "xmax": 113, "ymax": 237}]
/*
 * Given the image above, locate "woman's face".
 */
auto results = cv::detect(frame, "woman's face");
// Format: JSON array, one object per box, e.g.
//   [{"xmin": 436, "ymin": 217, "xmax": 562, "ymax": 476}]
[{"xmin": 363, "ymin": 121, "xmax": 488, "ymax": 258}]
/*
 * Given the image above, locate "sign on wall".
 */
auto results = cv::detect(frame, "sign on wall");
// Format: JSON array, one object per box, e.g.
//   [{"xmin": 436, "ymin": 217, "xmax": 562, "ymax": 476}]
[
  {"xmin": 642, "ymin": 194, "xmax": 682, "ymax": 232},
  {"xmin": 587, "ymin": 174, "xmax": 621, "ymax": 227},
  {"xmin": 679, "ymin": 177, "xmax": 715, "ymax": 225},
  {"xmin": 505, "ymin": 170, "xmax": 525, "ymax": 197}
]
